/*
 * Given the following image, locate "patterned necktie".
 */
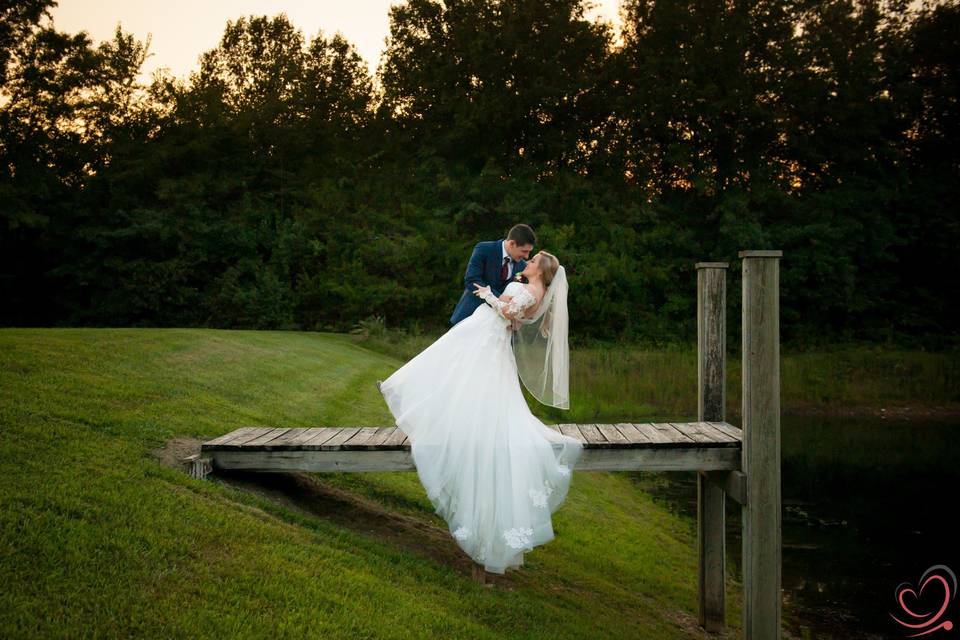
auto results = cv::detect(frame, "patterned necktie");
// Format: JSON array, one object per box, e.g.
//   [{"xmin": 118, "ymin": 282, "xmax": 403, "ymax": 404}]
[{"xmin": 500, "ymin": 256, "xmax": 510, "ymax": 281}]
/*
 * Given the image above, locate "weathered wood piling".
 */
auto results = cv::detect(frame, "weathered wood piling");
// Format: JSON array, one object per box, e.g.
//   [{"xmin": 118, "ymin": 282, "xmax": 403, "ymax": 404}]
[
  {"xmin": 695, "ymin": 250, "xmax": 783, "ymax": 638},
  {"xmin": 738, "ymin": 250, "xmax": 783, "ymax": 639}
]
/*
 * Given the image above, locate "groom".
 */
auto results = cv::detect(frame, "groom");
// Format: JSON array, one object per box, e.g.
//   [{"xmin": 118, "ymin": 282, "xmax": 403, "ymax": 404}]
[{"xmin": 449, "ymin": 224, "xmax": 536, "ymax": 325}]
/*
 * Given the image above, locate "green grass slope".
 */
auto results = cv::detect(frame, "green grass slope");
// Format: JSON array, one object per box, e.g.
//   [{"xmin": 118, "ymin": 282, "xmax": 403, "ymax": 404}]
[{"xmin": 0, "ymin": 328, "xmax": 742, "ymax": 639}]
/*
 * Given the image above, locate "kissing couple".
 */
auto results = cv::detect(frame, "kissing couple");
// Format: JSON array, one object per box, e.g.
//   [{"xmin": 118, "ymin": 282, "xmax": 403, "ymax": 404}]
[{"xmin": 378, "ymin": 223, "xmax": 582, "ymax": 577}]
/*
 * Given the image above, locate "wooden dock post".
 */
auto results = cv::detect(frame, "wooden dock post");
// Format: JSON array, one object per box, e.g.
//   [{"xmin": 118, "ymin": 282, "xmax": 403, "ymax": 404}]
[
  {"xmin": 739, "ymin": 250, "xmax": 783, "ymax": 639},
  {"xmin": 696, "ymin": 262, "xmax": 729, "ymax": 633}
]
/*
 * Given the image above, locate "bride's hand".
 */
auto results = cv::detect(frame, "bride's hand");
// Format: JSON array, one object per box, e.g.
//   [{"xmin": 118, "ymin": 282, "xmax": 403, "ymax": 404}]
[{"xmin": 472, "ymin": 283, "xmax": 491, "ymax": 298}]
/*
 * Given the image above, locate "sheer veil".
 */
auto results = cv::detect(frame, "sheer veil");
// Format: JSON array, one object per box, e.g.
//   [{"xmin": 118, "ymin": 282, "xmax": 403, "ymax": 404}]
[{"xmin": 512, "ymin": 265, "xmax": 569, "ymax": 409}]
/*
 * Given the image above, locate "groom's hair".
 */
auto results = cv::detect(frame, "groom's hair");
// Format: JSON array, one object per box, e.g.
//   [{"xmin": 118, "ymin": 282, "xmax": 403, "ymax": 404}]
[{"xmin": 507, "ymin": 224, "xmax": 536, "ymax": 247}]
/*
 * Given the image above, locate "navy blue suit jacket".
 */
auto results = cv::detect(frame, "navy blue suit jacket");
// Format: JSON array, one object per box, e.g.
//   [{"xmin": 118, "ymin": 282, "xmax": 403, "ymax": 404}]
[{"xmin": 450, "ymin": 240, "xmax": 527, "ymax": 325}]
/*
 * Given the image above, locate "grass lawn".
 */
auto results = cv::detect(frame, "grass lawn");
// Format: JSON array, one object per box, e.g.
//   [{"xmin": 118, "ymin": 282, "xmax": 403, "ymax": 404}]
[{"xmin": 0, "ymin": 328, "xmax": 746, "ymax": 639}]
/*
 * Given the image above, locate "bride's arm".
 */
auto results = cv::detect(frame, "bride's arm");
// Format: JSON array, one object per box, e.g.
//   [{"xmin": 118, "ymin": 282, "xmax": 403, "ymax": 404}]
[
  {"xmin": 474, "ymin": 284, "xmax": 534, "ymax": 321},
  {"xmin": 473, "ymin": 285, "xmax": 512, "ymax": 315},
  {"xmin": 500, "ymin": 289, "xmax": 537, "ymax": 320}
]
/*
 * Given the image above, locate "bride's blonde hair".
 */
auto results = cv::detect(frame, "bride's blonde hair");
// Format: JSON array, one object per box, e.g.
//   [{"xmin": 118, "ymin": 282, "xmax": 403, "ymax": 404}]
[{"xmin": 538, "ymin": 251, "xmax": 560, "ymax": 288}]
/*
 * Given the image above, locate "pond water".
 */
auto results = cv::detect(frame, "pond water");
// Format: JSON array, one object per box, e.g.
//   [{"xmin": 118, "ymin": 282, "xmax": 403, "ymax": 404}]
[{"xmin": 628, "ymin": 414, "xmax": 960, "ymax": 639}]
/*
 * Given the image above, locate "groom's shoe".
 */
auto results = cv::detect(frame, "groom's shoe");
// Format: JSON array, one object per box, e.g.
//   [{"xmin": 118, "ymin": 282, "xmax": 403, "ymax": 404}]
[{"xmin": 375, "ymin": 380, "xmax": 383, "ymax": 393}]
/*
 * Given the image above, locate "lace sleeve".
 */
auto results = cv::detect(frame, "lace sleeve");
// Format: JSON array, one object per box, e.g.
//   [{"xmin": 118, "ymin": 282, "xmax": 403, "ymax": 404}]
[{"xmin": 502, "ymin": 287, "xmax": 537, "ymax": 320}]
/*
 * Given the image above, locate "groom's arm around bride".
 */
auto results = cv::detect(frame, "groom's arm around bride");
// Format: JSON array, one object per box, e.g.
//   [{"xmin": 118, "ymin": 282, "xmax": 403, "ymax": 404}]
[{"xmin": 448, "ymin": 224, "xmax": 536, "ymax": 325}]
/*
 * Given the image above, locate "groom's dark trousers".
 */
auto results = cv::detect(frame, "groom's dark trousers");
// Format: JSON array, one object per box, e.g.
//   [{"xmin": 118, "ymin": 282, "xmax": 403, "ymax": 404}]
[{"xmin": 450, "ymin": 239, "xmax": 527, "ymax": 325}]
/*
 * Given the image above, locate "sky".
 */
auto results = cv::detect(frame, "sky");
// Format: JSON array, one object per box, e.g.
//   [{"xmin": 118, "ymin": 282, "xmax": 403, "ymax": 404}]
[{"xmin": 49, "ymin": 0, "xmax": 625, "ymax": 83}]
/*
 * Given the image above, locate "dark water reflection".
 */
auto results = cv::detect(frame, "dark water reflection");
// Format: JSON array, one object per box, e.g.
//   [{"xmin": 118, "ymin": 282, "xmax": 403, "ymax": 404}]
[{"xmin": 628, "ymin": 414, "xmax": 960, "ymax": 640}]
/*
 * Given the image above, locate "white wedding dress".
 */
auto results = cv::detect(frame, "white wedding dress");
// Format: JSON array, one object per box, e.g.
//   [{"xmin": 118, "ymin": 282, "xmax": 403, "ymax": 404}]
[{"xmin": 378, "ymin": 281, "xmax": 583, "ymax": 574}]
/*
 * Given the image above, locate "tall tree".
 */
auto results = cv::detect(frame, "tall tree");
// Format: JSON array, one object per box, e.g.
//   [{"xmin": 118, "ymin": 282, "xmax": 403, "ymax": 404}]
[{"xmin": 378, "ymin": 0, "xmax": 614, "ymax": 173}]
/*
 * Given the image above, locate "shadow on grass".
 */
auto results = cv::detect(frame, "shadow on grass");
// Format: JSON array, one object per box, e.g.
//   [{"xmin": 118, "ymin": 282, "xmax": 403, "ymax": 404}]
[{"xmin": 150, "ymin": 436, "xmax": 524, "ymax": 589}]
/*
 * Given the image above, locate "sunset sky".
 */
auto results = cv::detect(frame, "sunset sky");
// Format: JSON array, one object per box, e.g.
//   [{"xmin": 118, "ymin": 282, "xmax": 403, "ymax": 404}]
[{"xmin": 49, "ymin": 0, "xmax": 625, "ymax": 82}]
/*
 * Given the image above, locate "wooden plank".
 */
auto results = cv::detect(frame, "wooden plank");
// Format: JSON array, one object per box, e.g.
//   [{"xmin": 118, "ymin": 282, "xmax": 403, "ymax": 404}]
[
  {"xmin": 632, "ymin": 422, "xmax": 672, "ymax": 444},
  {"xmin": 382, "ymin": 427, "xmax": 408, "ymax": 447},
  {"xmin": 211, "ymin": 449, "xmax": 417, "ymax": 472},
  {"xmin": 708, "ymin": 421, "xmax": 743, "ymax": 440},
  {"xmin": 652, "ymin": 422, "xmax": 696, "ymax": 444},
  {"xmin": 342, "ymin": 427, "xmax": 382, "ymax": 449},
  {"xmin": 557, "ymin": 424, "xmax": 587, "ymax": 443},
  {"xmin": 341, "ymin": 427, "xmax": 375, "ymax": 446},
  {"xmin": 573, "ymin": 446, "xmax": 740, "ymax": 471},
  {"xmin": 675, "ymin": 422, "xmax": 719, "ymax": 444},
  {"xmin": 206, "ymin": 442, "xmax": 742, "ymax": 474},
  {"xmin": 223, "ymin": 427, "xmax": 278, "ymax": 446},
  {"xmin": 242, "ymin": 427, "xmax": 292, "ymax": 447},
  {"xmin": 262, "ymin": 428, "xmax": 328, "ymax": 449},
  {"xmin": 698, "ymin": 421, "xmax": 738, "ymax": 443},
  {"xmin": 577, "ymin": 424, "xmax": 607, "ymax": 446},
  {"xmin": 320, "ymin": 427, "xmax": 362, "ymax": 449},
  {"xmin": 202, "ymin": 427, "xmax": 258, "ymax": 447},
  {"xmin": 267, "ymin": 428, "xmax": 319, "ymax": 446},
  {"xmin": 596, "ymin": 424, "xmax": 629, "ymax": 444},
  {"xmin": 206, "ymin": 427, "xmax": 282, "ymax": 450},
  {"xmin": 301, "ymin": 427, "xmax": 343, "ymax": 448},
  {"xmin": 614, "ymin": 423, "xmax": 651, "ymax": 445},
  {"xmin": 364, "ymin": 428, "xmax": 395, "ymax": 448}
]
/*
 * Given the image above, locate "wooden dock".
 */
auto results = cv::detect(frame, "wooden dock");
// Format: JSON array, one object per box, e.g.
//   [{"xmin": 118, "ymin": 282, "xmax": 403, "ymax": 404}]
[
  {"xmin": 193, "ymin": 250, "xmax": 783, "ymax": 639},
  {"xmin": 200, "ymin": 421, "xmax": 743, "ymax": 473}
]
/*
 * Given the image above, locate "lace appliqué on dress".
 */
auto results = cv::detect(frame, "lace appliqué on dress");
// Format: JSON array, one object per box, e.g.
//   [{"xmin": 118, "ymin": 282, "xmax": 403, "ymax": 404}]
[
  {"xmin": 529, "ymin": 478, "xmax": 556, "ymax": 508},
  {"xmin": 453, "ymin": 526, "xmax": 471, "ymax": 541},
  {"xmin": 528, "ymin": 487, "xmax": 548, "ymax": 508},
  {"xmin": 503, "ymin": 526, "xmax": 534, "ymax": 549}
]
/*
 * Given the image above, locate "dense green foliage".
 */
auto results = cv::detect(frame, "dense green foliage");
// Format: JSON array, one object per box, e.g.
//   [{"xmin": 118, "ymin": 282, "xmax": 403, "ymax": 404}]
[{"xmin": 1, "ymin": 0, "xmax": 957, "ymax": 347}]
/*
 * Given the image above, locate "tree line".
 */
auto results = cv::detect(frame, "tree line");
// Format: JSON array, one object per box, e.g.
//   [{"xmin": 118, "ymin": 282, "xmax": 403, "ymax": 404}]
[{"xmin": 1, "ymin": 0, "xmax": 957, "ymax": 348}]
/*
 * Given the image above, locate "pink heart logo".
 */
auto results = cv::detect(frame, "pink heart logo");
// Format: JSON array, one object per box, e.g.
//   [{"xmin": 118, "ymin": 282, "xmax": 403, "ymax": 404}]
[{"xmin": 889, "ymin": 564, "xmax": 956, "ymax": 637}]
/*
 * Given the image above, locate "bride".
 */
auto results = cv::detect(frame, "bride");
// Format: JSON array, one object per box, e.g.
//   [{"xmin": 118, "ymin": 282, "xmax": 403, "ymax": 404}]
[{"xmin": 377, "ymin": 250, "xmax": 583, "ymax": 577}]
